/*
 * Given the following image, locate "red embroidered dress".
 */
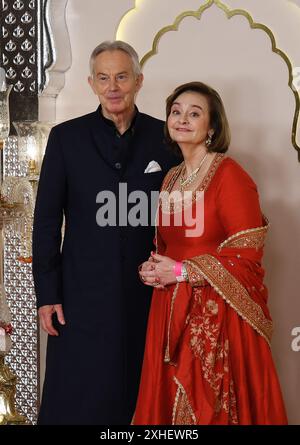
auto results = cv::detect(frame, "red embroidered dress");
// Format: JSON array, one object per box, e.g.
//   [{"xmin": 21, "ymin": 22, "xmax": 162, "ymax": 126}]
[{"xmin": 134, "ymin": 155, "xmax": 287, "ymax": 425}]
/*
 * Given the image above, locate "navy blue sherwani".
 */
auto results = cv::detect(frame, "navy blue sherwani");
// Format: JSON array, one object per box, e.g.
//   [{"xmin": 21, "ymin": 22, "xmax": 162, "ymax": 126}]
[{"xmin": 32, "ymin": 106, "xmax": 179, "ymax": 424}]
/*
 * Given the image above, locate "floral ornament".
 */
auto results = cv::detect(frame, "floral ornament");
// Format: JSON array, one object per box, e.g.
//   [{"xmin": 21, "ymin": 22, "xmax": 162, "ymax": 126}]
[{"xmin": 0, "ymin": 320, "xmax": 13, "ymax": 335}]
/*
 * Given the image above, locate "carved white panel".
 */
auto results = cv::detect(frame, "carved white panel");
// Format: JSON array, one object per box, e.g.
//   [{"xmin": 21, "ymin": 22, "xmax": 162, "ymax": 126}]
[
  {"xmin": 38, "ymin": 0, "xmax": 71, "ymax": 121},
  {"xmin": 117, "ymin": 0, "xmax": 300, "ymax": 153},
  {"xmin": 40, "ymin": 0, "xmax": 71, "ymax": 97}
]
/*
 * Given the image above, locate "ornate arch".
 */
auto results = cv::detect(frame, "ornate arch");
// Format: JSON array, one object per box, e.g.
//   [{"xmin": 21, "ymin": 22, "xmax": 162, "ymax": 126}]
[{"xmin": 117, "ymin": 0, "xmax": 300, "ymax": 160}]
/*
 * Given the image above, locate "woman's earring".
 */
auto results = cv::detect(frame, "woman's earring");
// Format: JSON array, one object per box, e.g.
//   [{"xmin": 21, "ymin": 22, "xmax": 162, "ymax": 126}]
[{"xmin": 205, "ymin": 133, "xmax": 212, "ymax": 147}]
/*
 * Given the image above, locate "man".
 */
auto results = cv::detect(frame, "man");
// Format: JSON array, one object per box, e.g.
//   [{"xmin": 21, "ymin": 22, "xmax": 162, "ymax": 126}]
[{"xmin": 32, "ymin": 41, "xmax": 179, "ymax": 425}]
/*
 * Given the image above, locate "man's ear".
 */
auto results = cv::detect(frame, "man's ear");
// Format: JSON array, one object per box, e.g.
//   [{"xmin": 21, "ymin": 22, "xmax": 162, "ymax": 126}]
[
  {"xmin": 136, "ymin": 73, "xmax": 144, "ymax": 92},
  {"xmin": 88, "ymin": 76, "xmax": 96, "ymax": 94}
]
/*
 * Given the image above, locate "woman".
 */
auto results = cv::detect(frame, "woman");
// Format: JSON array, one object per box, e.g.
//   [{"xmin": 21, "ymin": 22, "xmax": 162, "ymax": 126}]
[{"xmin": 134, "ymin": 82, "xmax": 287, "ymax": 425}]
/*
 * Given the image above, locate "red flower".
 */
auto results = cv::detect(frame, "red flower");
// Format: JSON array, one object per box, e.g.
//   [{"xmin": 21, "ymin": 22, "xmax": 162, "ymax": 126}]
[{"xmin": 0, "ymin": 321, "xmax": 13, "ymax": 335}]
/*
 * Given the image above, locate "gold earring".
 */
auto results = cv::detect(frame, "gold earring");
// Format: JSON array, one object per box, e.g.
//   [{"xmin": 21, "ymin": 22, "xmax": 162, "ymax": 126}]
[{"xmin": 205, "ymin": 133, "xmax": 212, "ymax": 147}]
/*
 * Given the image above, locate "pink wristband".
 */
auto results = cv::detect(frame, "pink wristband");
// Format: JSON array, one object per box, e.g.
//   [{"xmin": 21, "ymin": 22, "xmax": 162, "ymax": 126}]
[{"xmin": 174, "ymin": 261, "xmax": 183, "ymax": 277}]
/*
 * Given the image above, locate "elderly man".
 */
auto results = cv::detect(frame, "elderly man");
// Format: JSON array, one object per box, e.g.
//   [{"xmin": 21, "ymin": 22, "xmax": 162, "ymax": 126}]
[{"xmin": 33, "ymin": 41, "xmax": 179, "ymax": 425}]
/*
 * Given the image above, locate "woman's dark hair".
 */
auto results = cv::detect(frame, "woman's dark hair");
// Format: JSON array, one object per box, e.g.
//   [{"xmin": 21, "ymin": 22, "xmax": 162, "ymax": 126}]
[{"xmin": 164, "ymin": 81, "xmax": 231, "ymax": 155}]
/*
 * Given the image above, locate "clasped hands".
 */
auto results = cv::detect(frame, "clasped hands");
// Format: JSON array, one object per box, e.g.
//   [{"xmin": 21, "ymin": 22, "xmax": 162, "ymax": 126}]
[{"xmin": 139, "ymin": 252, "xmax": 177, "ymax": 289}]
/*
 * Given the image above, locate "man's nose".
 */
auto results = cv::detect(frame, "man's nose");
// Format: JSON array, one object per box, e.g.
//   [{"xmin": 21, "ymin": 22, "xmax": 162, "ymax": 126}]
[{"xmin": 108, "ymin": 77, "xmax": 118, "ymax": 90}]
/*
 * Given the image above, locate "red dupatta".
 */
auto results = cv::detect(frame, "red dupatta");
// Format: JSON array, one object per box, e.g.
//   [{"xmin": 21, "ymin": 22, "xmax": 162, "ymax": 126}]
[{"xmin": 134, "ymin": 157, "xmax": 287, "ymax": 425}]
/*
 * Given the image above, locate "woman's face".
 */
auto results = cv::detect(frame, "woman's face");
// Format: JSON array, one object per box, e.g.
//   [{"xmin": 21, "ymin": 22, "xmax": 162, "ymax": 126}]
[{"xmin": 167, "ymin": 91, "xmax": 213, "ymax": 147}]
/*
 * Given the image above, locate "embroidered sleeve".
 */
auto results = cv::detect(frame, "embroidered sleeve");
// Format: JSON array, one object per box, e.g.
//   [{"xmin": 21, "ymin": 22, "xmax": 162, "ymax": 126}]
[{"xmin": 183, "ymin": 260, "xmax": 206, "ymax": 287}]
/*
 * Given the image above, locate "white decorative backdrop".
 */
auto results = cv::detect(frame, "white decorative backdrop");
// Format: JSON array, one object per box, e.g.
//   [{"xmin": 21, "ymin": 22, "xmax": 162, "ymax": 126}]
[{"xmin": 41, "ymin": 0, "xmax": 300, "ymax": 424}]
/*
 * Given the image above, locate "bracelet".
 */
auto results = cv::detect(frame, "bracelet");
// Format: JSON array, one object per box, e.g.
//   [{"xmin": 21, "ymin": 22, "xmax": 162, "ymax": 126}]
[
  {"xmin": 174, "ymin": 261, "xmax": 188, "ymax": 283},
  {"xmin": 174, "ymin": 261, "xmax": 182, "ymax": 277},
  {"xmin": 181, "ymin": 264, "xmax": 189, "ymax": 282}
]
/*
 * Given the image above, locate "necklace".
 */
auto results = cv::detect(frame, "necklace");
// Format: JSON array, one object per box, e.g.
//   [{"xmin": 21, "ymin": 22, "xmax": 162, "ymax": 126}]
[{"xmin": 179, "ymin": 152, "xmax": 209, "ymax": 191}]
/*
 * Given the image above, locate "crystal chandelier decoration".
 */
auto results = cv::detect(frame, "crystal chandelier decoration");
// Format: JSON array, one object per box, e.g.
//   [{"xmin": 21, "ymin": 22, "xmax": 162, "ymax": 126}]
[
  {"xmin": 0, "ymin": 65, "xmax": 53, "ymax": 424},
  {"xmin": 0, "ymin": 84, "xmax": 12, "ymax": 150},
  {"xmin": 0, "ymin": 67, "xmax": 26, "ymax": 425},
  {"xmin": 0, "ymin": 0, "xmax": 68, "ymax": 423},
  {"xmin": 11, "ymin": 120, "xmax": 54, "ymax": 263},
  {"xmin": 1, "ymin": 118, "xmax": 53, "ymax": 425}
]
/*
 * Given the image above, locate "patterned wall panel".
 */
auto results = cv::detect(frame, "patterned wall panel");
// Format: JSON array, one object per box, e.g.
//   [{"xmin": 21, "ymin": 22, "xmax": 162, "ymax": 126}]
[
  {"xmin": 1, "ymin": 0, "xmax": 37, "ymax": 94},
  {"xmin": 0, "ymin": 0, "xmax": 55, "ymax": 424},
  {"xmin": 3, "ymin": 138, "xmax": 38, "ymax": 424},
  {"xmin": 0, "ymin": 0, "xmax": 39, "ymax": 123},
  {"xmin": 0, "ymin": 0, "xmax": 67, "ymax": 424}
]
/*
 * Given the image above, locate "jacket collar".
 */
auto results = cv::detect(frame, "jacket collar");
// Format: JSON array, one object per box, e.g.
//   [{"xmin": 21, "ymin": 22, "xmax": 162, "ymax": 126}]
[
  {"xmin": 90, "ymin": 105, "xmax": 140, "ymax": 170},
  {"xmin": 98, "ymin": 105, "xmax": 138, "ymax": 136}
]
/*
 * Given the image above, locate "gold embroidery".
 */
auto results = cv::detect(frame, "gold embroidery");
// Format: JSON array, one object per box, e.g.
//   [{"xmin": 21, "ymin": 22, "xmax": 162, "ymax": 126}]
[
  {"xmin": 159, "ymin": 154, "xmax": 225, "ymax": 214},
  {"xmin": 218, "ymin": 223, "xmax": 269, "ymax": 252},
  {"xmin": 154, "ymin": 165, "xmax": 182, "ymax": 252},
  {"xmin": 183, "ymin": 260, "xmax": 206, "ymax": 287},
  {"xmin": 160, "ymin": 164, "xmax": 182, "ymax": 195},
  {"xmin": 197, "ymin": 153, "xmax": 225, "ymax": 192},
  {"xmin": 155, "ymin": 154, "xmax": 225, "ymax": 250},
  {"xmin": 160, "ymin": 189, "xmax": 195, "ymax": 214},
  {"xmin": 172, "ymin": 376, "xmax": 197, "ymax": 425},
  {"xmin": 164, "ymin": 283, "xmax": 179, "ymax": 363},
  {"xmin": 185, "ymin": 255, "xmax": 273, "ymax": 345},
  {"xmin": 189, "ymin": 294, "xmax": 238, "ymax": 423},
  {"xmin": 214, "ymin": 381, "xmax": 238, "ymax": 424}
]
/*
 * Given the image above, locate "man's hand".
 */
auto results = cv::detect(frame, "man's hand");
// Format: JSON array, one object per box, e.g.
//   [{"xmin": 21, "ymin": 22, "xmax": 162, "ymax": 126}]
[{"xmin": 38, "ymin": 304, "xmax": 66, "ymax": 336}]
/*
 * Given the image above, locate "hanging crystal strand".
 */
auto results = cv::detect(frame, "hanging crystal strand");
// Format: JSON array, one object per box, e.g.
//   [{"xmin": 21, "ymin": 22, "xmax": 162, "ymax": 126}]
[
  {"xmin": 19, "ymin": 221, "xmax": 26, "ymax": 261},
  {"xmin": 4, "ymin": 177, "xmax": 35, "ymax": 263},
  {"xmin": 0, "ymin": 68, "xmax": 12, "ymax": 150},
  {"xmin": 0, "ymin": 200, "xmax": 26, "ymax": 426},
  {"xmin": 0, "ymin": 67, "xmax": 26, "ymax": 425},
  {"xmin": 17, "ymin": 215, "xmax": 30, "ymax": 263},
  {"xmin": 15, "ymin": 214, "xmax": 25, "ymax": 261},
  {"xmin": 0, "ymin": 228, "xmax": 11, "ymax": 327},
  {"xmin": 0, "ymin": 68, "xmax": 12, "ymax": 332},
  {"xmin": 24, "ymin": 215, "xmax": 33, "ymax": 262}
]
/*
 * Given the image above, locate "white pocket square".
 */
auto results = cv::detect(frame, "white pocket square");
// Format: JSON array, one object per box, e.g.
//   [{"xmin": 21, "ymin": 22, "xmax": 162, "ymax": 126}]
[{"xmin": 144, "ymin": 160, "xmax": 162, "ymax": 173}]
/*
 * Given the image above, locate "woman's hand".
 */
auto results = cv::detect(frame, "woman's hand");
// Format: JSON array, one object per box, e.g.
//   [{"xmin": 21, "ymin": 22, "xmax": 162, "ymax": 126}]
[
  {"xmin": 139, "ymin": 252, "xmax": 177, "ymax": 288},
  {"xmin": 139, "ymin": 257, "xmax": 163, "ymax": 288}
]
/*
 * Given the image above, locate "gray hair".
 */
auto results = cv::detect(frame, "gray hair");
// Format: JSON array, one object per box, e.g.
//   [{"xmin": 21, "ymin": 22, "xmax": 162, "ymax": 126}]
[{"xmin": 89, "ymin": 40, "xmax": 141, "ymax": 77}]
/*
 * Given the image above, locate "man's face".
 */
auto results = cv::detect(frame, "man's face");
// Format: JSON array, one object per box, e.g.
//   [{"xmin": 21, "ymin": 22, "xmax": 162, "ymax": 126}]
[{"xmin": 88, "ymin": 50, "xmax": 143, "ymax": 117}]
